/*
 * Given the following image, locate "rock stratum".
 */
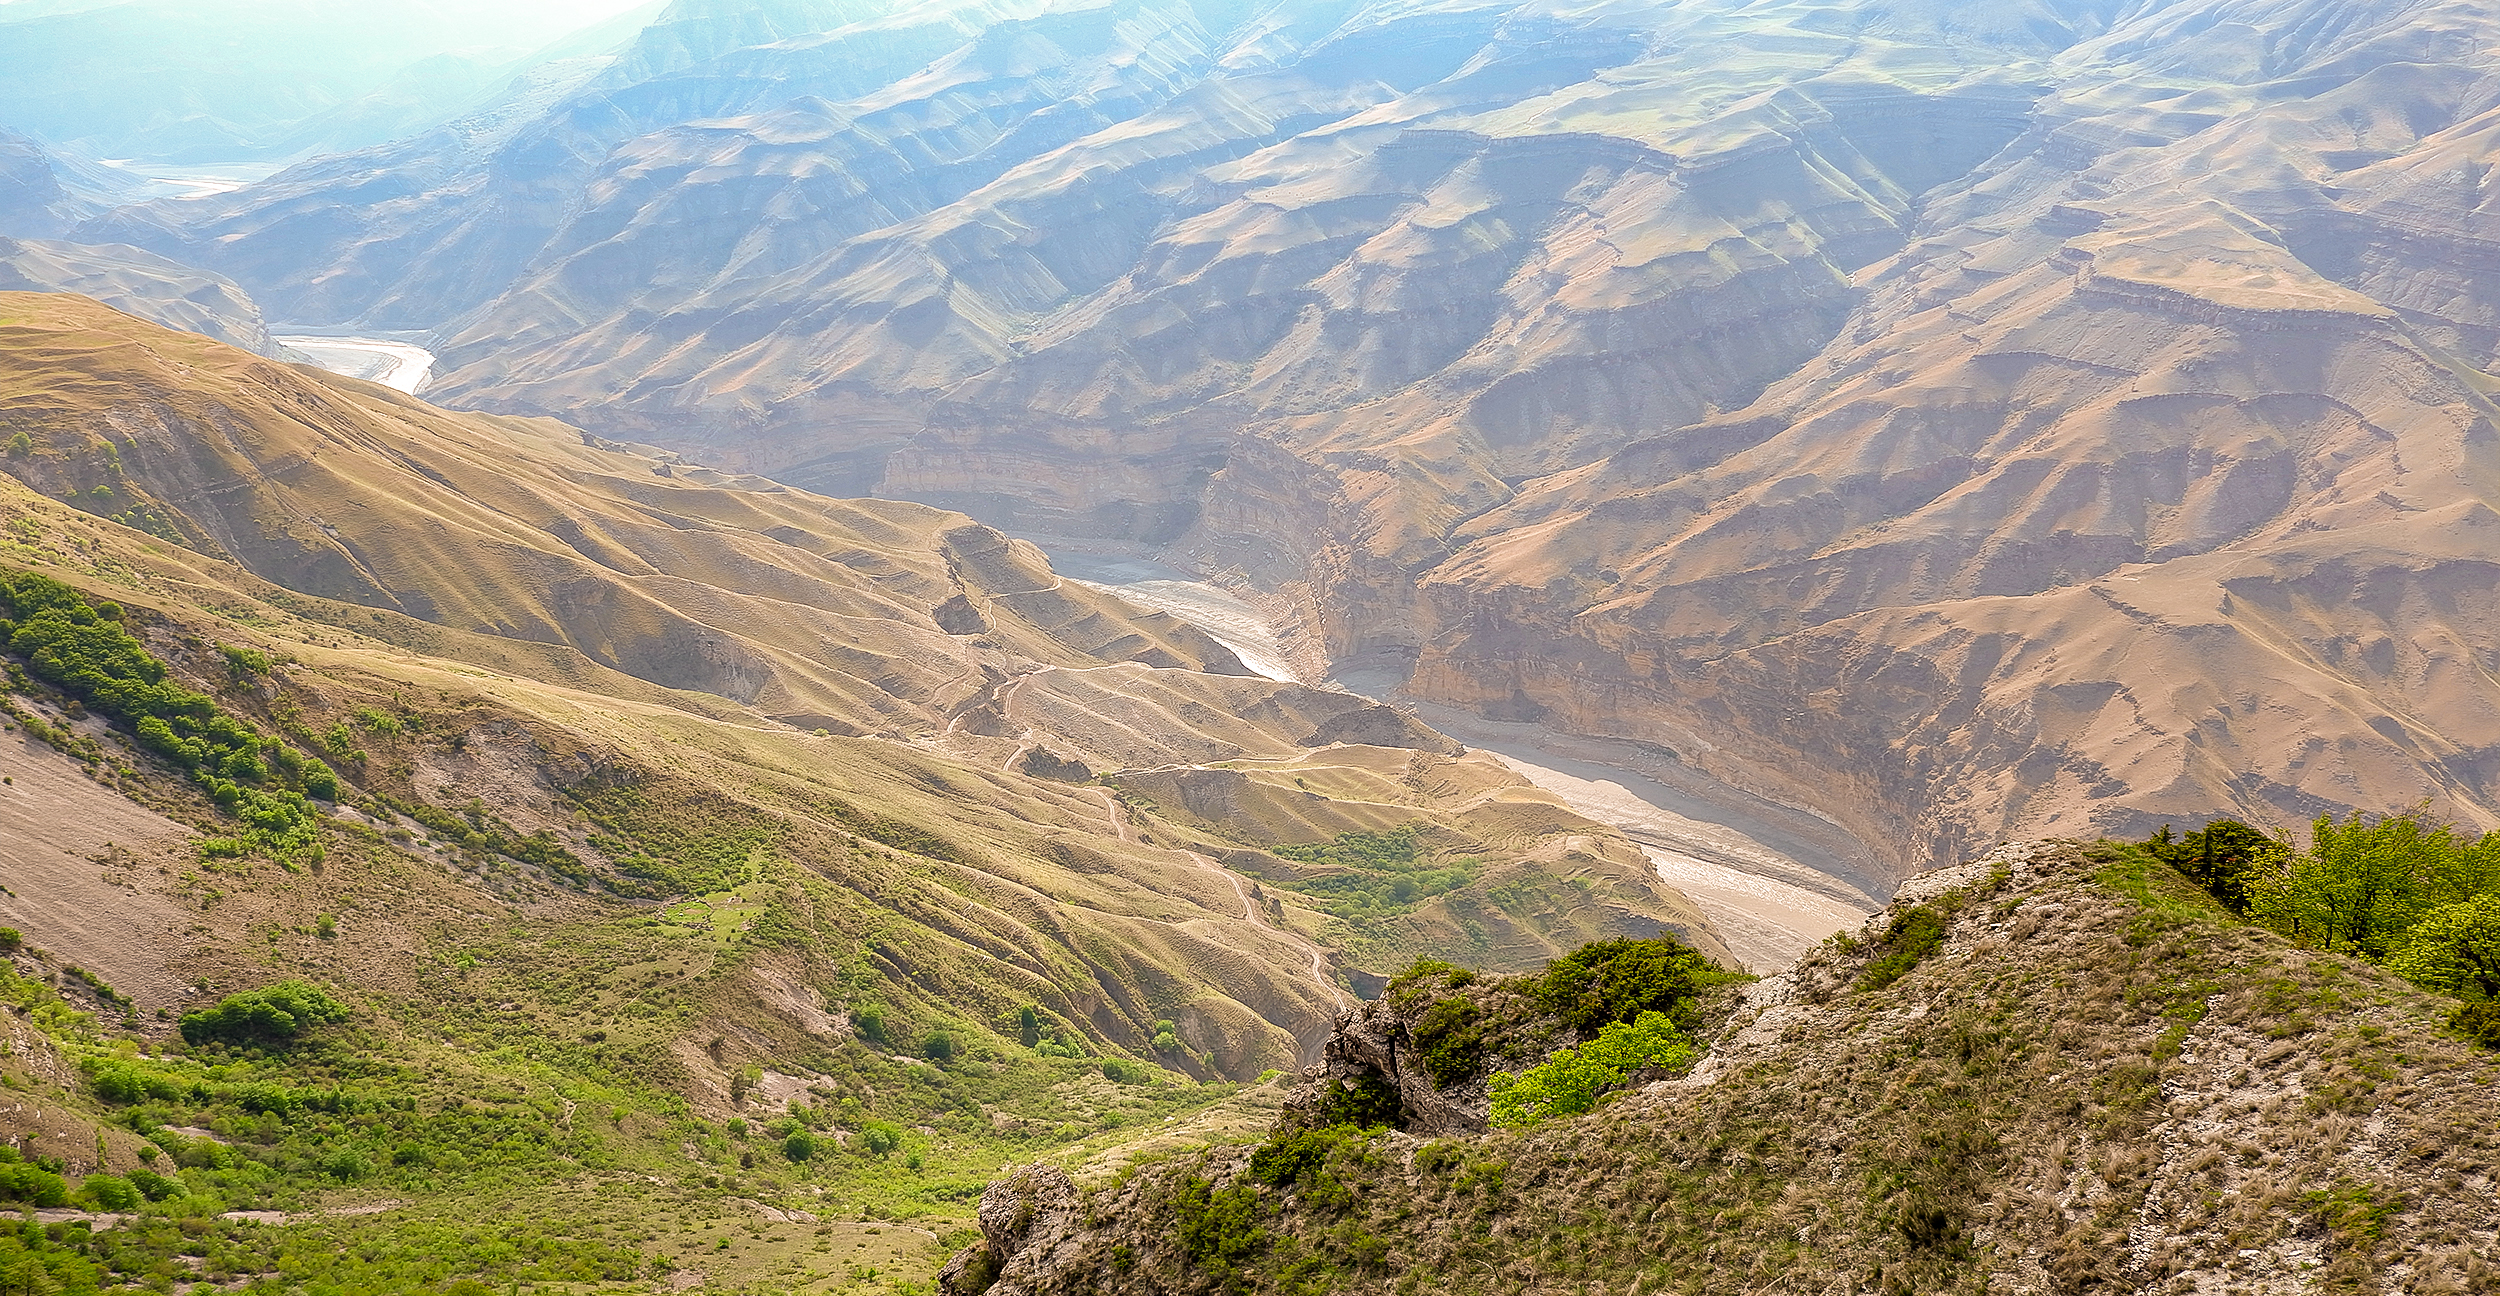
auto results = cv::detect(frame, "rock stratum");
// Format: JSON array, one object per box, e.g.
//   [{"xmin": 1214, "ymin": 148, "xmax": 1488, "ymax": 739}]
[{"xmin": 82, "ymin": 0, "xmax": 2500, "ymax": 882}]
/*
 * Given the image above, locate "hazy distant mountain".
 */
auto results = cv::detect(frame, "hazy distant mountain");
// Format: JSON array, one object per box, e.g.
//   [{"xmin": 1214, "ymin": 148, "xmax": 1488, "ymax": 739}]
[
  {"xmin": 0, "ymin": 0, "xmax": 659, "ymax": 162},
  {"xmin": 74, "ymin": 0, "xmax": 2500, "ymax": 876}
]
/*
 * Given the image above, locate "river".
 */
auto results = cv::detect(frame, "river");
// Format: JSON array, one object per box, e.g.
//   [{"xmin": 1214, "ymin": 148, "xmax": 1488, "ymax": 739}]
[
  {"xmin": 273, "ymin": 334, "xmax": 438, "ymax": 394},
  {"xmin": 1024, "ymin": 538, "xmax": 1879, "ymax": 972}
]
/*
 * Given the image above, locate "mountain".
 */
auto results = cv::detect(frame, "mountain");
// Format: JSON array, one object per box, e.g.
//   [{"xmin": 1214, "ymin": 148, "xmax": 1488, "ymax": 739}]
[
  {"xmin": 947, "ymin": 840, "xmax": 2500, "ymax": 1294},
  {"xmin": 0, "ymin": 236, "xmax": 294, "ymax": 354},
  {"xmin": 0, "ymin": 293, "xmax": 1740, "ymax": 1286},
  {"xmin": 0, "ymin": 291, "xmax": 1725, "ymax": 1054},
  {"xmin": 82, "ymin": 0, "xmax": 2500, "ymax": 890},
  {"xmin": 0, "ymin": 127, "xmax": 144, "ymax": 237}
]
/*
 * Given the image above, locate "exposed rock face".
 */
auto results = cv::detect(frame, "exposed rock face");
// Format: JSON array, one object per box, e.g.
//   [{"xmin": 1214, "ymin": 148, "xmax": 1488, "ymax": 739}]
[
  {"xmin": 938, "ymin": 1164, "xmax": 1083, "ymax": 1296},
  {"xmin": 87, "ymin": 0, "xmax": 2500, "ymax": 881}
]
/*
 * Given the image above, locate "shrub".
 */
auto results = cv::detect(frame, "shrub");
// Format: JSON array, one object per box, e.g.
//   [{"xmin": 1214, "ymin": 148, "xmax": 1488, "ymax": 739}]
[
  {"xmin": 1529, "ymin": 937, "xmax": 1732, "ymax": 1034},
  {"xmin": 2452, "ymin": 1001, "xmax": 2500, "ymax": 1050},
  {"xmin": 1857, "ymin": 906, "xmax": 1949, "ymax": 992},
  {"xmin": 80, "ymin": 1174, "xmax": 140, "ymax": 1211},
  {"xmin": 1410, "ymin": 994, "xmax": 1486, "ymax": 1087},
  {"xmin": 922, "ymin": 1031, "xmax": 957, "ymax": 1064},
  {"xmin": 1174, "ymin": 1176, "xmax": 1264, "ymax": 1273},
  {"xmin": 1101, "ymin": 1058, "xmax": 1148, "ymax": 1084},
  {"xmin": 860, "ymin": 1123, "xmax": 900, "ymax": 1157},
  {"xmin": 1488, "ymin": 1010, "xmax": 1695, "ymax": 1127},
  {"xmin": 126, "ymin": 1168, "xmax": 181, "ymax": 1202},
  {"xmin": 0, "ymin": 1155, "xmax": 67, "ymax": 1207},
  {"xmin": 179, "ymin": 980, "xmax": 348, "ymax": 1048},
  {"xmin": 0, "ymin": 927, "xmax": 19, "ymax": 952},
  {"xmin": 1312, "ymin": 1072, "xmax": 1403, "ymax": 1130},
  {"xmin": 783, "ymin": 1131, "xmax": 817, "ymax": 1162}
]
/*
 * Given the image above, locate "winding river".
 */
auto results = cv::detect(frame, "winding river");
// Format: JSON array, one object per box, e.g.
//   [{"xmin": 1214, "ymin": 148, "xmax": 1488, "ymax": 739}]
[
  {"xmin": 243, "ymin": 349, "xmax": 1877, "ymax": 969},
  {"xmin": 1028, "ymin": 538, "xmax": 1879, "ymax": 972}
]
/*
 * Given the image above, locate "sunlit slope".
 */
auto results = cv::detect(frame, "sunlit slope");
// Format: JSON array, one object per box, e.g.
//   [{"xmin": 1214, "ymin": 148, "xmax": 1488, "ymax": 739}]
[
  {"xmin": 1415, "ymin": 0, "xmax": 2500, "ymax": 871},
  {"xmin": 0, "ymin": 291, "xmax": 1247, "ymax": 736},
  {"xmin": 0, "ymin": 292, "xmax": 1730, "ymax": 1075}
]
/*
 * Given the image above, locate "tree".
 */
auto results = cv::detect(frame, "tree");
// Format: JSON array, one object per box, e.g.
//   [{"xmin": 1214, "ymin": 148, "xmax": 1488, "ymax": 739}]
[
  {"xmin": 2147, "ymin": 819, "xmax": 2287, "ymax": 915},
  {"xmin": 2246, "ymin": 807, "xmax": 2463, "ymax": 954},
  {"xmin": 2387, "ymin": 895, "xmax": 2500, "ymax": 1000}
]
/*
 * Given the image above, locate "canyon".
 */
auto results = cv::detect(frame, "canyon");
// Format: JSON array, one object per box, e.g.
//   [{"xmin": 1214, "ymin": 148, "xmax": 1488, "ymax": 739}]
[{"xmin": 71, "ymin": 0, "xmax": 2500, "ymax": 893}]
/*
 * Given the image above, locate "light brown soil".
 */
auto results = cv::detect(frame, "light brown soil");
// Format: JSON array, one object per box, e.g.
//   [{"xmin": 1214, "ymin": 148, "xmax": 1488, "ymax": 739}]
[{"xmin": 0, "ymin": 721, "xmax": 198, "ymax": 1017}]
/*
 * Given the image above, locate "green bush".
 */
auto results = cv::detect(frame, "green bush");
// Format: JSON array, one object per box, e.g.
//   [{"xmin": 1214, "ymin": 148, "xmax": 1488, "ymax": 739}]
[
  {"xmin": 1174, "ymin": 1176, "xmax": 1265, "ymax": 1273},
  {"xmin": 1410, "ymin": 994, "xmax": 1485, "ymax": 1087},
  {"xmin": 1101, "ymin": 1058, "xmax": 1148, "ymax": 1084},
  {"xmin": 1488, "ymin": 1010, "xmax": 1695, "ymax": 1127},
  {"xmin": 2452, "ymin": 1001, "xmax": 2500, "ymax": 1050},
  {"xmin": 2386, "ymin": 895, "xmax": 2500, "ymax": 999},
  {"xmin": 125, "ymin": 1168, "xmax": 182, "ymax": 1202},
  {"xmin": 79, "ymin": 1174, "xmax": 140, "ymax": 1211},
  {"xmin": 1312, "ymin": 1073, "xmax": 1402, "ymax": 1130},
  {"xmin": 860, "ymin": 1123, "xmax": 900, "ymax": 1157},
  {"xmin": 0, "ymin": 1152, "xmax": 67, "ymax": 1207},
  {"xmin": 782, "ymin": 1130, "xmax": 817, "ymax": 1161},
  {"xmin": 1529, "ymin": 937, "xmax": 1732, "ymax": 1033},
  {"xmin": 178, "ymin": 980, "xmax": 349, "ymax": 1048}
]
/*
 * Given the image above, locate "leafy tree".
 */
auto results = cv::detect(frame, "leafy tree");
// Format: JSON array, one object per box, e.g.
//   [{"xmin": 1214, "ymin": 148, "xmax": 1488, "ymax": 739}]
[
  {"xmin": 2387, "ymin": 895, "xmax": 2500, "ymax": 1000},
  {"xmin": 2246, "ymin": 807, "xmax": 2490, "ymax": 955},
  {"xmin": 2146, "ymin": 819, "xmax": 2287, "ymax": 914},
  {"xmin": 178, "ymin": 980, "xmax": 349, "ymax": 1049},
  {"xmin": 1488, "ymin": 1010, "xmax": 1694, "ymax": 1127}
]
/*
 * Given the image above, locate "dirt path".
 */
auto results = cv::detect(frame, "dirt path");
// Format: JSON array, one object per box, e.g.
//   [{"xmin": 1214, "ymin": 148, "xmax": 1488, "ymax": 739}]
[{"xmin": 1087, "ymin": 788, "xmax": 1349, "ymax": 1016}]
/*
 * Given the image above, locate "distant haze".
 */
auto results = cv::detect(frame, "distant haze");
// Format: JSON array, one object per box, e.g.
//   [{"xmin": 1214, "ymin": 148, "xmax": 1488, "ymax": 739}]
[{"xmin": 0, "ymin": 0, "xmax": 667, "ymax": 161}]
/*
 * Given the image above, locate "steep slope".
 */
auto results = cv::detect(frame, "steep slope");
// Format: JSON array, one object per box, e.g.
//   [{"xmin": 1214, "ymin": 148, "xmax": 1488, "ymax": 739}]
[
  {"xmin": 81, "ymin": 0, "xmax": 2500, "ymax": 887},
  {"xmin": 0, "ymin": 292, "xmax": 1724, "ymax": 1068},
  {"xmin": 0, "ymin": 237, "xmax": 293, "ymax": 355},
  {"xmin": 951, "ymin": 840, "xmax": 2500, "ymax": 1295},
  {"xmin": 1412, "ymin": 0, "xmax": 2500, "ymax": 873}
]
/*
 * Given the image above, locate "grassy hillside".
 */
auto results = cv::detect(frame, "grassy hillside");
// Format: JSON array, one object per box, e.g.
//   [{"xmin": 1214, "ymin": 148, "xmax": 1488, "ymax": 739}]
[
  {"xmin": 0, "ymin": 294, "xmax": 1733, "ymax": 1293},
  {"xmin": 955, "ymin": 841, "xmax": 2500, "ymax": 1295}
]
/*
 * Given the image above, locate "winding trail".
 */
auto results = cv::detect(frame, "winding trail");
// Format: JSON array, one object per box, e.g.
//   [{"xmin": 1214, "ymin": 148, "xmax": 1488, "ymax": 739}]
[{"xmin": 1087, "ymin": 787, "xmax": 1350, "ymax": 1016}]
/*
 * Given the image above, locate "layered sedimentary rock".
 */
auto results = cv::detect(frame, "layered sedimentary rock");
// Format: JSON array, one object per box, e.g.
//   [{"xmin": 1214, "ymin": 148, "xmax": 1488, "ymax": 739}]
[
  {"xmin": 85, "ymin": 0, "xmax": 2500, "ymax": 879},
  {"xmin": 1414, "ymin": 0, "xmax": 2500, "ymax": 871}
]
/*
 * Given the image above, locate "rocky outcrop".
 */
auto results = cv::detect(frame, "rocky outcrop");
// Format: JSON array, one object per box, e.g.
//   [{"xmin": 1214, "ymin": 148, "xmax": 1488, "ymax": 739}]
[
  {"xmin": 950, "ymin": 840, "xmax": 2500, "ymax": 1294},
  {"xmin": 937, "ymin": 1165, "xmax": 1083, "ymax": 1296}
]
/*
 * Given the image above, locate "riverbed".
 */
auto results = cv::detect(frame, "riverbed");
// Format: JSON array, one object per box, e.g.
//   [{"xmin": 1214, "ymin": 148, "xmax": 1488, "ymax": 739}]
[
  {"xmin": 274, "ymin": 334, "xmax": 437, "ymax": 394},
  {"xmin": 1025, "ymin": 539, "xmax": 1879, "ymax": 972}
]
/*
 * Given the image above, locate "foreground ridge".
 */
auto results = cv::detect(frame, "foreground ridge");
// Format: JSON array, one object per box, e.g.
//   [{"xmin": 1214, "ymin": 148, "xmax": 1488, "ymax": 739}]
[{"xmin": 951, "ymin": 841, "xmax": 2500, "ymax": 1295}]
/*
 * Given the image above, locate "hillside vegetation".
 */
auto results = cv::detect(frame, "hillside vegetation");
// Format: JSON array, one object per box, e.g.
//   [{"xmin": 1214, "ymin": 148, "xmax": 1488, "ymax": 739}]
[
  {"xmin": 0, "ymin": 294, "xmax": 1731, "ymax": 1293},
  {"xmin": 950, "ymin": 841, "xmax": 2500, "ymax": 1295}
]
